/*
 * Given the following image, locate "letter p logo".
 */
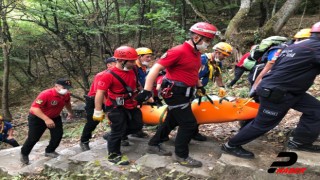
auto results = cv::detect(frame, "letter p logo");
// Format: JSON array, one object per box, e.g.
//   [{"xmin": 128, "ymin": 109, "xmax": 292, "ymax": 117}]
[{"xmin": 268, "ymin": 152, "xmax": 298, "ymax": 173}]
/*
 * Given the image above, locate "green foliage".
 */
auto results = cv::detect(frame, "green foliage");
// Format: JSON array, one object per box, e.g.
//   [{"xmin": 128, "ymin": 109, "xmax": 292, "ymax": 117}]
[
  {"xmin": 63, "ymin": 122, "xmax": 84, "ymax": 138},
  {"xmin": 2, "ymin": 175, "xmax": 23, "ymax": 180},
  {"xmin": 145, "ymin": 0, "xmax": 186, "ymax": 43}
]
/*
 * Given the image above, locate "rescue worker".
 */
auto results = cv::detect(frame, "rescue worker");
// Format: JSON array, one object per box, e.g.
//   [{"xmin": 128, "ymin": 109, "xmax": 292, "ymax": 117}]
[
  {"xmin": 228, "ymin": 51, "xmax": 250, "ymax": 87},
  {"xmin": 198, "ymin": 54, "xmax": 214, "ymax": 88},
  {"xmin": 200, "ymin": 42, "xmax": 232, "ymax": 98},
  {"xmin": 241, "ymin": 30, "xmax": 312, "ymax": 129},
  {"xmin": 250, "ymin": 29, "xmax": 311, "ymax": 96},
  {"xmin": 118, "ymin": 48, "xmax": 151, "ymax": 145},
  {"xmin": 135, "ymin": 22, "xmax": 218, "ymax": 168},
  {"xmin": 293, "ymin": 28, "xmax": 311, "ymax": 43},
  {"xmin": 20, "ymin": 78, "xmax": 74, "ymax": 165},
  {"xmin": 135, "ymin": 47, "xmax": 153, "ymax": 87},
  {"xmin": 194, "ymin": 42, "xmax": 233, "ymax": 141},
  {"xmin": 93, "ymin": 46, "xmax": 143, "ymax": 165},
  {"xmin": 0, "ymin": 115, "xmax": 19, "ymax": 147},
  {"xmin": 124, "ymin": 47, "xmax": 152, "ymax": 139},
  {"xmin": 79, "ymin": 57, "xmax": 116, "ymax": 151},
  {"xmin": 245, "ymin": 36, "xmax": 288, "ymax": 88},
  {"xmin": 222, "ymin": 21, "xmax": 320, "ymax": 159}
]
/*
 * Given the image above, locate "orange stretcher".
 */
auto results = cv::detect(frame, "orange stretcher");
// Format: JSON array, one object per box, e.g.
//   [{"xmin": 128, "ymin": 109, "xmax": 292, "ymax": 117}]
[{"xmin": 140, "ymin": 95, "xmax": 259, "ymax": 125}]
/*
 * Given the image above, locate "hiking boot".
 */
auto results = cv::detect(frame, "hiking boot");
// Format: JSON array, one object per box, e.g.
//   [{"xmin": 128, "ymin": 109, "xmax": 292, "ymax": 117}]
[
  {"xmin": 80, "ymin": 142, "xmax": 90, "ymax": 151},
  {"xmin": 45, "ymin": 151, "xmax": 60, "ymax": 158},
  {"xmin": 121, "ymin": 139, "xmax": 130, "ymax": 146},
  {"xmin": 131, "ymin": 130, "xmax": 148, "ymax": 138},
  {"xmin": 175, "ymin": 156, "xmax": 202, "ymax": 168},
  {"xmin": 103, "ymin": 132, "xmax": 110, "ymax": 141},
  {"xmin": 287, "ymin": 140, "xmax": 320, "ymax": 153},
  {"xmin": 147, "ymin": 144, "xmax": 172, "ymax": 156},
  {"xmin": 221, "ymin": 143, "xmax": 254, "ymax": 159},
  {"xmin": 108, "ymin": 153, "xmax": 130, "ymax": 165},
  {"xmin": 192, "ymin": 133, "xmax": 207, "ymax": 141},
  {"xmin": 20, "ymin": 153, "xmax": 29, "ymax": 165}
]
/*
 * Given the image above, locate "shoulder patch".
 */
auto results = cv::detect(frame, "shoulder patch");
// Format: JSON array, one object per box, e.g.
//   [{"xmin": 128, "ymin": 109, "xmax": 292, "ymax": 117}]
[
  {"xmin": 160, "ymin": 52, "xmax": 167, "ymax": 59},
  {"xmin": 98, "ymin": 81, "xmax": 105, "ymax": 87},
  {"xmin": 36, "ymin": 99, "xmax": 43, "ymax": 104}
]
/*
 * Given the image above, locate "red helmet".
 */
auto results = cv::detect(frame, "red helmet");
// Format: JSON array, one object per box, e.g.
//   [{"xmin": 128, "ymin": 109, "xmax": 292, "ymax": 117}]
[
  {"xmin": 113, "ymin": 46, "xmax": 138, "ymax": 60},
  {"xmin": 311, "ymin": 21, "xmax": 320, "ymax": 33},
  {"xmin": 189, "ymin": 22, "xmax": 218, "ymax": 39}
]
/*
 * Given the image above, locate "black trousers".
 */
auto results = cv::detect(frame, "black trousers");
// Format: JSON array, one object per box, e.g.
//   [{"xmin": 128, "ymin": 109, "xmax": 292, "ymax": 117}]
[
  {"xmin": 80, "ymin": 96, "xmax": 100, "ymax": 143},
  {"xmin": 107, "ymin": 107, "xmax": 143, "ymax": 154},
  {"xmin": 21, "ymin": 114, "xmax": 63, "ymax": 156},
  {"xmin": 229, "ymin": 92, "xmax": 320, "ymax": 146},
  {"xmin": 2, "ymin": 138, "xmax": 19, "ymax": 147},
  {"xmin": 149, "ymin": 93, "xmax": 197, "ymax": 159},
  {"xmin": 229, "ymin": 66, "xmax": 246, "ymax": 87}
]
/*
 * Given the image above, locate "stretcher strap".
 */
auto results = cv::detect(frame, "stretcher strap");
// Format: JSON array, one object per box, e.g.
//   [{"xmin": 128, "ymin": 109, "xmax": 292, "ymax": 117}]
[
  {"xmin": 167, "ymin": 103, "xmax": 189, "ymax": 110},
  {"xmin": 159, "ymin": 107, "xmax": 168, "ymax": 124}
]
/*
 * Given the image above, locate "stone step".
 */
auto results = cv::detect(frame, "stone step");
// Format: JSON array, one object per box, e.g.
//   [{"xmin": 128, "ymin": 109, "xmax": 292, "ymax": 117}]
[
  {"xmin": 44, "ymin": 138, "xmax": 107, "ymax": 173},
  {"xmin": 133, "ymin": 138, "xmax": 275, "ymax": 179},
  {"xmin": 0, "ymin": 141, "xmax": 62, "ymax": 176},
  {"xmin": 63, "ymin": 137, "xmax": 227, "ymax": 179},
  {"xmin": 1, "ymin": 134, "xmax": 320, "ymax": 179}
]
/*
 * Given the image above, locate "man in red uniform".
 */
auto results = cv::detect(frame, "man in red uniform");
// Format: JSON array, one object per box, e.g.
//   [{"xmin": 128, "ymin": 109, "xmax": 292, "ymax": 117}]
[
  {"xmin": 93, "ymin": 46, "xmax": 142, "ymax": 165},
  {"xmin": 80, "ymin": 57, "xmax": 116, "ymax": 151},
  {"xmin": 118, "ymin": 47, "xmax": 152, "ymax": 145},
  {"xmin": 20, "ymin": 78, "xmax": 74, "ymax": 165},
  {"xmin": 136, "ymin": 22, "xmax": 218, "ymax": 168}
]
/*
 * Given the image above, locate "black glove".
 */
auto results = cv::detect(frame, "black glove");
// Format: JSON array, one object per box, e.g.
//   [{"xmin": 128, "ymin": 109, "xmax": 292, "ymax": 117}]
[
  {"xmin": 135, "ymin": 90, "xmax": 152, "ymax": 106},
  {"xmin": 196, "ymin": 86, "xmax": 206, "ymax": 97}
]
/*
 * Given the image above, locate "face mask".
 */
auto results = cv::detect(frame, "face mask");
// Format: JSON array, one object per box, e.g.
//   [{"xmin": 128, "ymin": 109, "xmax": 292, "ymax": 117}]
[
  {"xmin": 214, "ymin": 56, "xmax": 220, "ymax": 63},
  {"xmin": 196, "ymin": 41, "xmax": 209, "ymax": 51},
  {"xmin": 142, "ymin": 61, "xmax": 149, "ymax": 66},
  {"xmin": 122, "ymin": 61, "xmax": 131, "ymax": 71},
  {"xmin": 123, "ymin": 67, "xmax": 130, "ymax": 71},
  {"xmin": 58, "ymin": 88, "xmax": 68, "ymax": 95}
]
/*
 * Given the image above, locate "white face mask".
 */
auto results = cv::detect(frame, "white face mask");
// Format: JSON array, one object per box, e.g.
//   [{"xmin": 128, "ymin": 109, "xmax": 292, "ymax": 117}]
[
  {"xmin": 142, "ymin": 61, "xmax": 149, "ymax": 66},
  {"xmin": 123, "ymin": 67, "xmax": 130, "ymax": 71},
  {"xmin": 214, "ymin": 56, "xmax": 220, "ymax": 63},
  {"xmin": 196, "ymin": 41, "xmax": 209, "ymax": 51},
  {"xmin": 58, "ymin": 89, "xmax": 68, "ymax": 95}
]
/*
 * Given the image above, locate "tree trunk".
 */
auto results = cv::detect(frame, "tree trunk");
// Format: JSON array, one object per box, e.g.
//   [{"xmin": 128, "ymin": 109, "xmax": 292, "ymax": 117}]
[
  {"xmin": 135, "ymin": 0, "xmax": 146, "ymax": 47},
  {"xmin": 225, "ymin": 0, "xmax": 252, "ymax": 40},
  {"xmin": 181, "ymin": 0, "xmax": 186, "ymax": 30},
  {"xmin": 27, "ymin": 50, "xmax": 37, "ymax": 78},
  {"xmin": 114, "ymin": 0, "xmax": 121, "ymax": 47},
  {"xmin": 261, "ymin": 0, "xmax": 302, "ymax": 37},
  {"xmin": 0, "ymin": 0, "xmax": 12, "ymax": 119},
  {"xmin": 259, "ymin": 1, "xmax": 267, "ymax": 27}
]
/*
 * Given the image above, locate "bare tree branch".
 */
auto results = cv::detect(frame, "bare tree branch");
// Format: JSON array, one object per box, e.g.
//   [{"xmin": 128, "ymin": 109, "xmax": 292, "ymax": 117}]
[{"xmin": 184, "ymin": 0, "xmax": 209, "ymax": 22}]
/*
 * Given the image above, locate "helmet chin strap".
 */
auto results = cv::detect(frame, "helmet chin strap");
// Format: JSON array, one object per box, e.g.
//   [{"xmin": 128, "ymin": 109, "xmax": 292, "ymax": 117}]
[
  {"xmin": 191, "ymin": 35, "xmax": 203, "ymax": 51},
  {"xmin": 122, "ymin": 60, "xmax": 128, "ymax": 69}
]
